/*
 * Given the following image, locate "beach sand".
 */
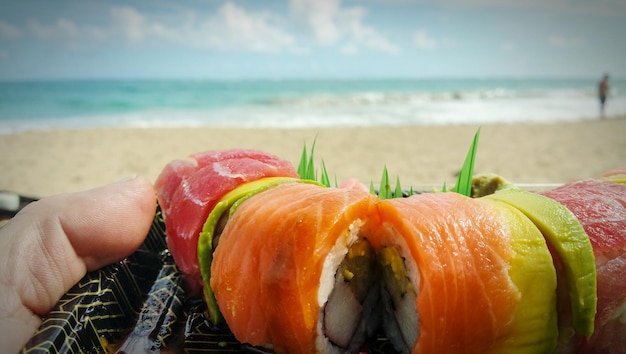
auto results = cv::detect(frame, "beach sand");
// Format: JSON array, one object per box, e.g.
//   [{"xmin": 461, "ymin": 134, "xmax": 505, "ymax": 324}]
[{"xmin": 1, "ymin": 118, "xmax": 625, "ymax": 198}]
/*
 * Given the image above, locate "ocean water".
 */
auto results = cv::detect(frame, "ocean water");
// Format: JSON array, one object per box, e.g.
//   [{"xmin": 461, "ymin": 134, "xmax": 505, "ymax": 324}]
[{"xmin": 1, "ymin": 78, "xmax": 625, "ymax": 133}]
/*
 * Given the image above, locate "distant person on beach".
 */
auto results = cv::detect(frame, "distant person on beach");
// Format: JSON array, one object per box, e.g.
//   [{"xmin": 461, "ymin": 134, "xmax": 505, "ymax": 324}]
[{"xmin": 598, "ymin": 74, "xmax": 610, "ymax": 119}]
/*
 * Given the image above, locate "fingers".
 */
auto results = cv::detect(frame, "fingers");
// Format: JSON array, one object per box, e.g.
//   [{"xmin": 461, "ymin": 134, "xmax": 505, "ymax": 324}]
[
  {"xmin": 49, "ymin": 174, "xmax": 157, "ymax": 272},
  {"xmin": 0, "ymin": 175, "xmax": 156, "ymax": 351}
]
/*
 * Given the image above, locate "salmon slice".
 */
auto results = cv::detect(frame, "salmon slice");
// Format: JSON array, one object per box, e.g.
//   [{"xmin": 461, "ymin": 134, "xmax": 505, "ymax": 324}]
[
  {"xmin": 371, "ymin": 192, "xmax": 558, "ymax": 354},
  {"xmin": 210, "ymin": 182, "xmax": 380, "ymax": 354}
]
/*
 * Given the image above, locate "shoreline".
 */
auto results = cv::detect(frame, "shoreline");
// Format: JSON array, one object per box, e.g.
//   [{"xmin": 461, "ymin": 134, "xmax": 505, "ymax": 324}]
[{"xmin": 1, "ymin": 118, "xmax": 625, "ymax": 197}]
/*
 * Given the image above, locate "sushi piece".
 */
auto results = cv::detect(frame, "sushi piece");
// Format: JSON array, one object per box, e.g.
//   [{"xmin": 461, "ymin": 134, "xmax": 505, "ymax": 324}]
[
  {"xmin": 210, "ymin": 182, "xmax": 381, "ymax": 353},
  {"xmin": 472, "ymin": 171, "xmax": 625, "ymax": 352},
  {"xmin": 542, "ymin": 177, "xmax": 626, "ymax": 353},
  {"xmin": 369, "ymin": 192, "xmax": 559, "ymax": 354},
  {"xmin": 198, "ymin": 176, "xmax": 304, "ymax": 324},
  {"xmin": 154, "ymin": 149, "xmax": 298, "ymax": 293}
]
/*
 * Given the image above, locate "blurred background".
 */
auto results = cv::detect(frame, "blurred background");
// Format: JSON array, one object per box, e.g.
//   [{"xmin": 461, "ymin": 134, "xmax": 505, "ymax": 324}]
[{"xmin": 1, "ymin": 0, "xmax": 625, "ymax": 132}]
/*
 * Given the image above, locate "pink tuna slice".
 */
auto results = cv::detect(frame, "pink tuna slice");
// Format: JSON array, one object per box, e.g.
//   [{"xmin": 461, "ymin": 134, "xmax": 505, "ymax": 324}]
[
  {"xmin": 155, "ymin": 149, "xmax": 298, "ymax": 293},
  {"xmin": 543, "ymin": 178, "xmax": 626, "ymax": 353}
]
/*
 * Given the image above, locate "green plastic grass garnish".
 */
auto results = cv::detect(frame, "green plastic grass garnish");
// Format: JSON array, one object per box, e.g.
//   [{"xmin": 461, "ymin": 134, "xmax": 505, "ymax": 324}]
[
  {"xmin": 379, "ymin": 166, "xmax": 392, "ymax": 200},
  {"xmin": 394, "ymin": 176, "xmax": 403, "ymax": 198},
  {"xmin": 320, "ymin": 160, "xmax": 331, "ymax": 187},
  {"xmin": 298, "ymin": 139, "xmax": 331, "ymax": 187},
  {"xmin": 453, "ymin": 127, "xmax": 481, "ymax": 197},
  {"xmin": 375, "ymin": 166, "xmax": 410, "ymax": 199},
  {"xmin": 297, "ymin": 142, "xmax": 312, "ymax": 180}
]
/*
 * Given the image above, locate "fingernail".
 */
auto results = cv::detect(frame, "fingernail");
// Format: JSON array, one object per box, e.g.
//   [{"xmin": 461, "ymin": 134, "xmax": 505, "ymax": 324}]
[{"xmin": 115, "ymin": 174, "xmax": 138, "ymax": 184}]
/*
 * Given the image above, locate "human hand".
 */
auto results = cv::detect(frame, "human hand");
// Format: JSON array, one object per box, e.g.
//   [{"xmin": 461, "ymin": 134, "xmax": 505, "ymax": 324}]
[{"xmin": 0, "ymin": 175, "xmax": 156, "ymax": 352}]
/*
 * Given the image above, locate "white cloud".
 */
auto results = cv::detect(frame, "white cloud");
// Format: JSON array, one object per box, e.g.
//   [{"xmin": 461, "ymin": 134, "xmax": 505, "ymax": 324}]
[
  {"xmin": 26, "ymin": 17, "xmax": 108, "ymax": 45},
  {"xmin": 413, "ymin": 30, "xmax": 437, "ymax": 49},
  {"xmin": 12, "ymin": 1, "xmax": 399, "ymax": 54},
  {"xmin": 199, "ymin": 2, "xmax": 297, "ymax": 52},
  {"xmin": 0, "ymin": 21, "xmax": 22, "ymax": 39},
  {"xmin": 19, "ymin": 3, "xmax": 299, "ymax": 53},
  {"xmin": 27, "ymin": 18, "xmax": 80, "ymax": 41},
  {"xmin": 289, "ymin": 0, "xmax": 399, "ymax": 54},
  {"xmin": 341, "ymin": 7, "xmax": 399, "ymax": 54},
  {"xmin": 290, "ymin": 0, "xmax": 341, "ymax": 45},
  {"xmin": 108, "ymin": 3, "xmax": 298, "ymax": 52},
  {"xmin": 110, "ymin": 6, "xmax": 147, "ymax": 42},
  {"xmin": 548, "ymin": 35, "xmax": 586, "ymax": 48}
]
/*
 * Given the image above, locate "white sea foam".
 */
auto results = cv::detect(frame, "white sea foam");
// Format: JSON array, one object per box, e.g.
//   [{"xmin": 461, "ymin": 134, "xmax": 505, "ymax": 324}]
[{"xmin": 1, "ymin": 79, "xmax": 625, "ymax": 133}]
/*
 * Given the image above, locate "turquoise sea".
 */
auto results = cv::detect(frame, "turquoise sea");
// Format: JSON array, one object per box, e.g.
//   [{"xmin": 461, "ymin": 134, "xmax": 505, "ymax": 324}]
[{"xmin": 1, "ymin": 78, "xmax": 625, "ymax": 133}]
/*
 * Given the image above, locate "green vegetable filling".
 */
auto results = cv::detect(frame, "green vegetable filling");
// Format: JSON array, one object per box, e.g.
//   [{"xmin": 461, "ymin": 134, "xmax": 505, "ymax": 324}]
[
  {"xmin": 378, "ymin": 246, "xmax": 416, "ymax": 305},
  {"xmin": 337, "ymin": 239, "xmax": 379, "ymax": 303}
]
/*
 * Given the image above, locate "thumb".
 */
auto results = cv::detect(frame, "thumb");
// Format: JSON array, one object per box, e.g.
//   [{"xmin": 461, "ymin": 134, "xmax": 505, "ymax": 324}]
[{"xmin": 0, "ymin": 175, "xmax": 156, "ymax": 352}]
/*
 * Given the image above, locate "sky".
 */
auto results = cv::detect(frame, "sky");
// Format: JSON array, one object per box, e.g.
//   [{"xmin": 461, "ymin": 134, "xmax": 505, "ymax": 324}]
[{"xmin": 0, "ymin": 0, "xmax": 625, "ymax": 80}]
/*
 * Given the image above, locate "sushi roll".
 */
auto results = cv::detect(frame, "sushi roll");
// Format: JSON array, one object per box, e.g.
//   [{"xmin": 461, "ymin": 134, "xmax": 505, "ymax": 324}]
[
  {"xmin": 210, "ymin": 182, "xmax": 381, "ymax": 353},
  {"xmin": 154, "ymin": 145, "xmax": 625, "ymax": 353},
  {"xmin": 369, "ymin": 192, "xmax": 559, "ymax": 353},
  {"xmin": 209, "ymin": 183, "xmax": 564, "ymax": 353}
]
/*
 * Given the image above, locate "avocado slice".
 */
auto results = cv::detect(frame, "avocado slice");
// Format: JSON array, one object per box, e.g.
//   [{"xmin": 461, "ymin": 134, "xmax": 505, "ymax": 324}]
[
  {"xmin": 486, "ymin": 188, "xmax": 597, "ymax": 336},
  {"xmin": 481, "ymin": 198, "xmax": 559, "ymax": 353}
]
